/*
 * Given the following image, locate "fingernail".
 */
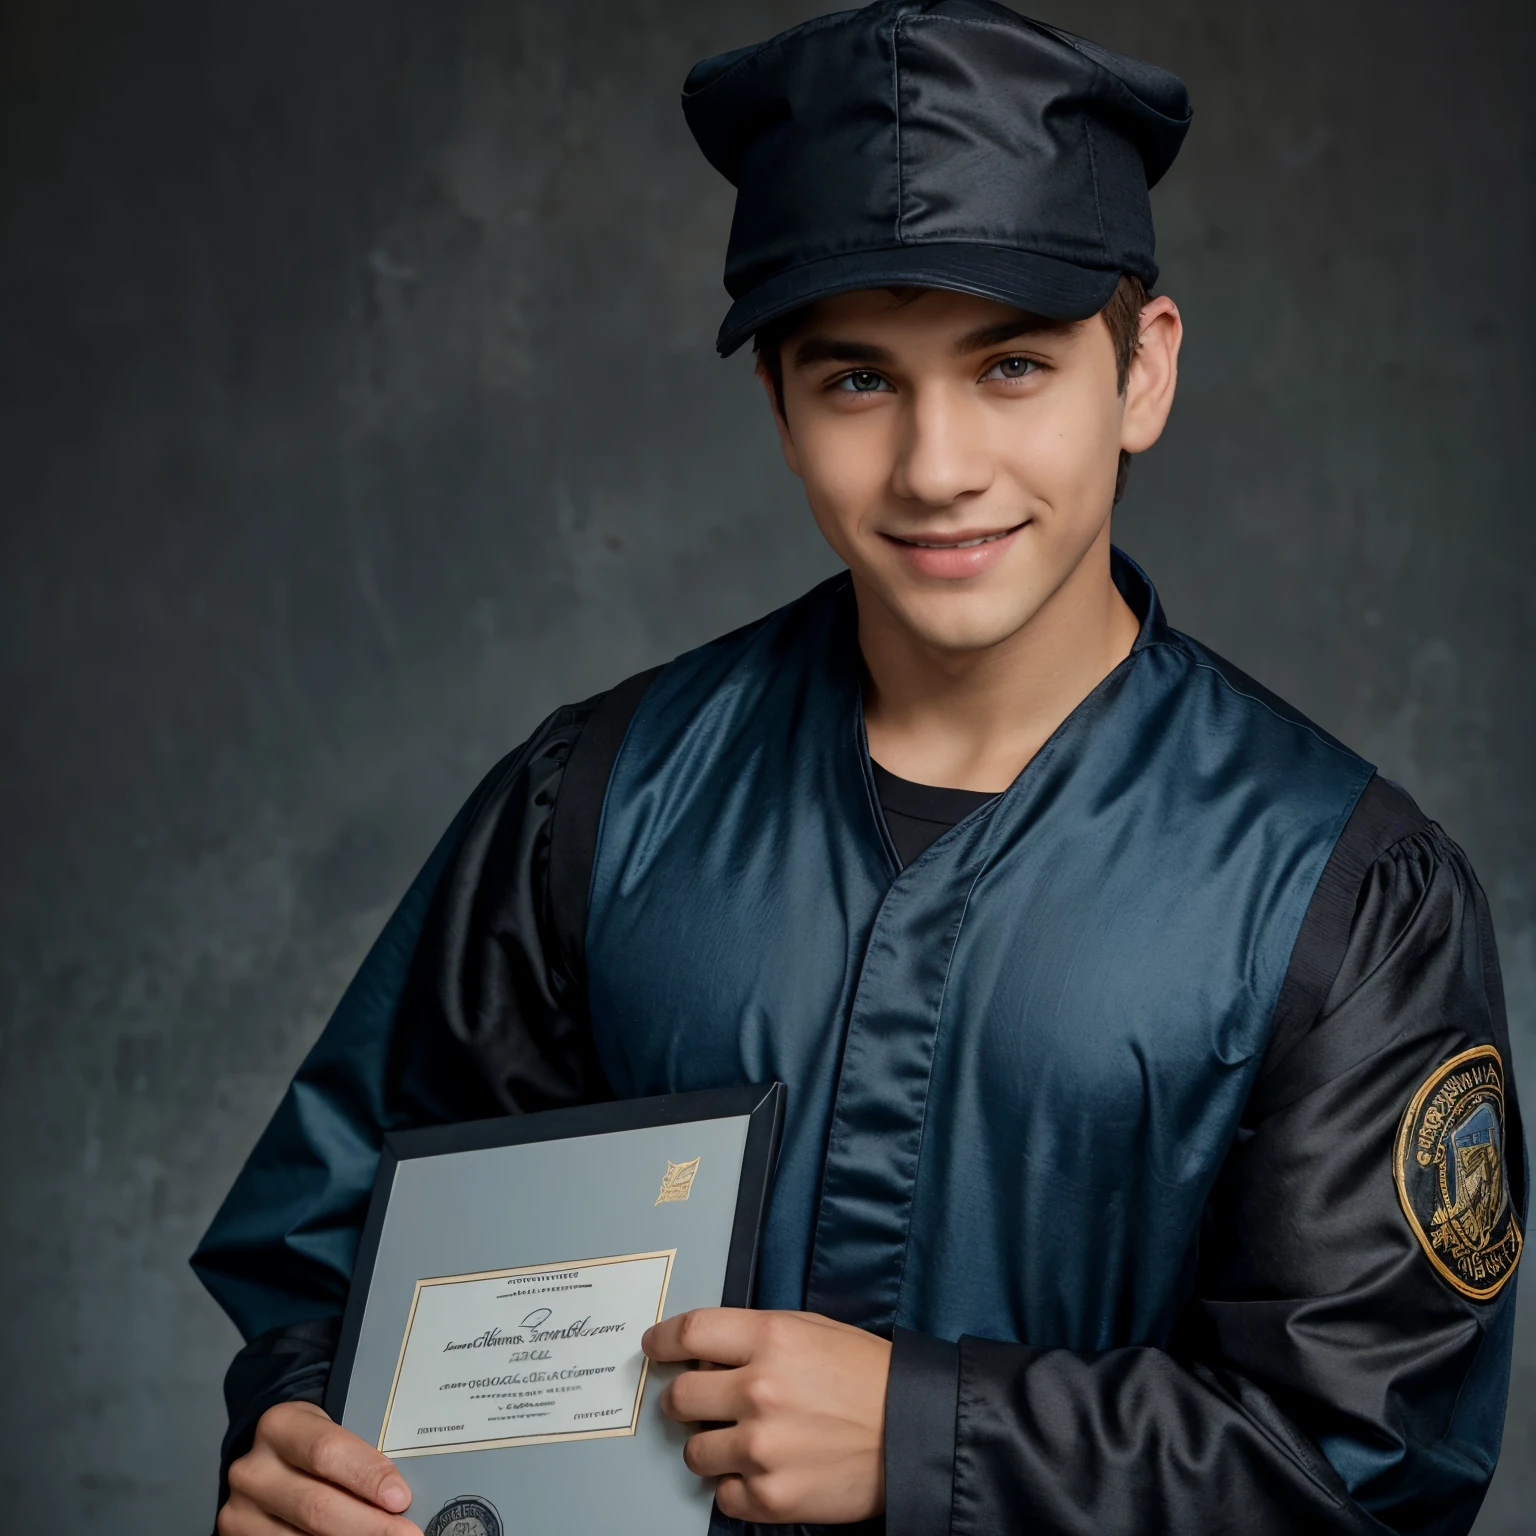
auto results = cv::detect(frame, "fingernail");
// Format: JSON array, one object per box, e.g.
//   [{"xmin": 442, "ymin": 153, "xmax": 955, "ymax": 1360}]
[
  {"xmin": 641, "ymin": 1325, "xmax": 655, "ymax": 1351},
  {"xmin": 380, "ymin": 1476, "xmax": 411, "ymax": 1511}
]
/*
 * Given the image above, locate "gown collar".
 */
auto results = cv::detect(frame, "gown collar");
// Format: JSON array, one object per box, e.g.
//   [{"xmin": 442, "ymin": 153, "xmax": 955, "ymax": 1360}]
[{"xmin": 1111, "ymin": 545, "xmax": 1170, "ymax": 653}]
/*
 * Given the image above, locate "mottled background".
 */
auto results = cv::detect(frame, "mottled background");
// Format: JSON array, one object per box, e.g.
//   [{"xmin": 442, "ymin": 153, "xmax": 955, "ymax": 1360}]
[{"xmin": 1, "ymin": 0, "xmax": 1530, "ymax": 1528}]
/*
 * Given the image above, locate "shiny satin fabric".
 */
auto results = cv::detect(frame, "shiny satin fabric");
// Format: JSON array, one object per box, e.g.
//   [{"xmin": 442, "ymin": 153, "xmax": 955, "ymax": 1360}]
[
  {"xmin": 931, "ymin": 806, "xmax": 1525, "ymax": 1536},
  {"xmin": 585, "ymin": 556, "xmax": 1374, "ymax": 1360},
  {"xmin": 190, "ymin": 553, "xmax": 1521, "ymax": 1532},
  {"xmin": 681, "ymin": 1, "xmax": 1192, "ymax": 352}
]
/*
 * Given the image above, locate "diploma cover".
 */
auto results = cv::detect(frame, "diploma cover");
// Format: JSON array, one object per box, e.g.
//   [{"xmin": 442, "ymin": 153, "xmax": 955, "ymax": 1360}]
[{"xmin": 324, "ymin": 1083, "xmax": 785, "ymax": 1536}]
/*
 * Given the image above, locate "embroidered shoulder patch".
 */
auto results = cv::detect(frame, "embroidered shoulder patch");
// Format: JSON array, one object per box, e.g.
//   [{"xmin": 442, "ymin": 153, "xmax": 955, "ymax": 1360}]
[{"xmin": 1395, "ymin": 1045, "xmax": 1522, "ymax": 1300}]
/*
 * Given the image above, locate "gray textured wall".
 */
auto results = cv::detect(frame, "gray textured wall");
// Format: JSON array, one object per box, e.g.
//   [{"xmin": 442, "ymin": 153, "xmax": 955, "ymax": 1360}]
[{"xmin": 1, "ymin": 1, "xmax": 1530, "ymax": 1529}]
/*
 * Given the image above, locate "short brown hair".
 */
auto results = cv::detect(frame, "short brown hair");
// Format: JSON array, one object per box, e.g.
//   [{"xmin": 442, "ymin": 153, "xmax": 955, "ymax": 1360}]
[
  {"xmin": 754, "ymin": 272, "xmax": 1149, "ymax": 504},
  {"xmin": 1099, "ymin": 273, "xmax": 1148, "ymax": 503}
]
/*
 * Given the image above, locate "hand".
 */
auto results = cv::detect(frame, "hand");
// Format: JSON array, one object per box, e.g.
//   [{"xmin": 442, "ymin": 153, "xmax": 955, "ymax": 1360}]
[
  {"xmin": 642, "ymin": 1308, "xmax": 891, "ymax": 1525},
  {"xmin": 220, "ymin": 1401, "xmax": 421, "ymax": 1535}
]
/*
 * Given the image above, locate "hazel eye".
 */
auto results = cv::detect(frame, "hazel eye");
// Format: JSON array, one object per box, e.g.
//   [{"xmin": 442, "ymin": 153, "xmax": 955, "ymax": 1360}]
[
  {"xmin": 984, "ymin": 356, "xmax": 1039, "ymax": 381},
  {"xmin": 834, "ymin": 370, "xmax": 891, "ymax": 393}
]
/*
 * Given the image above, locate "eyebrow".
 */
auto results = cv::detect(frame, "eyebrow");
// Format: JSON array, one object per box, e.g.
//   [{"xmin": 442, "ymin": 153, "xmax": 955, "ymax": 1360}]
[
  {"xmin": 790, "ymin": 313, "xmax": 1073, "ymax": 371},
  {"xmin": 791, "ymin": 337, "xmax": 894, "ymax": 370},
  {"xmin": 952, "ymin": 314, "xmax": 1074, "ymax": 353}
]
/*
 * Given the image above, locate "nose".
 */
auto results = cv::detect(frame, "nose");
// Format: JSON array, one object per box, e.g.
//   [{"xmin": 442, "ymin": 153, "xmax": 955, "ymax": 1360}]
[{"xmin": 889, "ymin": 383, "xmax": 994, "ymax": 508}]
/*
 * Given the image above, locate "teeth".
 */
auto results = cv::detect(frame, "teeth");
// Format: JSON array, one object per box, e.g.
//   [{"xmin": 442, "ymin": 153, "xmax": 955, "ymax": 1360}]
[{"xmin": 909, "ymin": 530, "xmax": 1010, "ymax": 548}]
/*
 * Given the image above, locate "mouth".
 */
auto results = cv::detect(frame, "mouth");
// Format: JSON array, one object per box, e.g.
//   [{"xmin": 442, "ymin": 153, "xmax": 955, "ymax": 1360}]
[
  {"xmin": 894, "ymin": 526, "xmax": 1022, "ymax": 549},
  {"xmin": 881, "ymin": 520, "xmax": 1027, "ymax": 578}
]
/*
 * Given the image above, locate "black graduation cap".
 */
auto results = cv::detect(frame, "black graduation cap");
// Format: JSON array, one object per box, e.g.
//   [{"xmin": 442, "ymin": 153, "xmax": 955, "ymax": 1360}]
[{"xmin": 683, "ymin": 0, "xmax": 1192, "ymax": 356}]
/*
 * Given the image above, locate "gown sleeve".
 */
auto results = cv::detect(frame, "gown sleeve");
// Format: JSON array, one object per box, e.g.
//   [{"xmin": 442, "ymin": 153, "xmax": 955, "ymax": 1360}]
[
  {"xmin": 189, "ymin": 694, "xmax": 611, "ymax": 1502},
  {"xmin": 884, "ymin": 779, "xmax": 1526, "ymax": 1536}
]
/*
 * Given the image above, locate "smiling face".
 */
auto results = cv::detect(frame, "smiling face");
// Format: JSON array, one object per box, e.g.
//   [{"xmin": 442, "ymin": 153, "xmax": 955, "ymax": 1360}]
[{"xmin": 761, "ymin": 285, "xmax": 1179, "ymax": 656}]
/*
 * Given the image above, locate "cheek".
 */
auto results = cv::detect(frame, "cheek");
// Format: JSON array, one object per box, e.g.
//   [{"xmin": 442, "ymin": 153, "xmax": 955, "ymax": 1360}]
[
  {"xmin": 992, "ymin": 382, "xmax": 1121, "ymax": 507},
  {"xmin": 792, "ymin": 415, "xmax": 892, "ymax": 545}
]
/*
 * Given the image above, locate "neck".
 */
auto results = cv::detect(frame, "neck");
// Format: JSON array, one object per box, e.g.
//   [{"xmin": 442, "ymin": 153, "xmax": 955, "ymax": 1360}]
[{"xmin": 858, "ymin": 527, "xmax": 1140, "ymax": 793}]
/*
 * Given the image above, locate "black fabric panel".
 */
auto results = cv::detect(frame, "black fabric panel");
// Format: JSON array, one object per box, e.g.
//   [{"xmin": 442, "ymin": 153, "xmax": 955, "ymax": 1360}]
[
  {"xmin": 1253, "ymin": 774, "xmax": 1424, "ymax": 1111},
  {"xmin": 214, "ymin": 1317, "xmax": 339, "ymax": 1521},
  {"xmin": 421, "ymin": 695, "xmax": 622, "ymax": 1115},
  {"xmin": 548, "ymin": 665, "xmax": 663, "ymax": 984},
  {"xmin": 884, "ymin": 1328, "xmax": 960, "ymax": 1536}
]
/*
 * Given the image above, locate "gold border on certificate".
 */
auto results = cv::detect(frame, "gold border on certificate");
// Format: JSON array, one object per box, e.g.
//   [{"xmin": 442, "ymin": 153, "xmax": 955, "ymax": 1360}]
[{"xmin": 378, "ymin": 1249, "xmax": 676, "ymax": 1458}]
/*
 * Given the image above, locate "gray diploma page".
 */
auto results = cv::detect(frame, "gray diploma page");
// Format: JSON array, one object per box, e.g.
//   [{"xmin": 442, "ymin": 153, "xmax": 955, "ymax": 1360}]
[{"xmin": 324, "ymin": 1084, "xmax": 784, "ymax": 1536}]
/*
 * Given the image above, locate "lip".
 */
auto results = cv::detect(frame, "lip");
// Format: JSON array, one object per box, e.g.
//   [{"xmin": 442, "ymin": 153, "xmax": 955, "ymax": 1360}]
[{"xmin": 880, "ymin": 521, "xmax": 1025, "ymax": 579}]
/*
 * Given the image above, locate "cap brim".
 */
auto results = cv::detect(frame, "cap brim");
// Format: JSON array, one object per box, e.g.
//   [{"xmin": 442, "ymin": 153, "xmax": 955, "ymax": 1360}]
[{"xmin": 716, "ymin": 243, "xmax": 1122, "ymax": 356}]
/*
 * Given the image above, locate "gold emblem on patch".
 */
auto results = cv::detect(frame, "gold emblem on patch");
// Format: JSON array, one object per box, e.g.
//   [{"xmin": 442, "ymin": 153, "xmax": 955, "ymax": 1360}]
[
  {"xmin": 656, "ymin": 1157, "xmax": 700, "ymax": 1205},
  {"xmin": 1395, "ymin": 1045, "xmax": 1522, "ymax": 1300}
]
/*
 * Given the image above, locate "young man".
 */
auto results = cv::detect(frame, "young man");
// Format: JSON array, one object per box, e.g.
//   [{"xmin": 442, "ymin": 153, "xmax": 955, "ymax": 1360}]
[{"xmin": 195, "ymin": 5, "xmax": 1523, "ymax": 1534}]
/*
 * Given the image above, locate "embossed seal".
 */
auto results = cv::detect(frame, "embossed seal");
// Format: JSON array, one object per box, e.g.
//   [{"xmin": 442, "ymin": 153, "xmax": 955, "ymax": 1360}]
[
  {"xmin": 1395, "ymin": 1044, "xmax": 1522, "ymax": 1300},
  {"xmin": 424, "ymin": 1494, "xmax": 503, "ymax": 1536}
]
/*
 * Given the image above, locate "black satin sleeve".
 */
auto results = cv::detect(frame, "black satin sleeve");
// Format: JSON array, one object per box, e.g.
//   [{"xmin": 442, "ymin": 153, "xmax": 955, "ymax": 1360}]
[
  {"xmin": 884, "ymin": 776, "xmax": 1525, "ymax": 1536},
  {"xmin": 419, "ymin": 693, "xmax": 616, "ymax": 1114},
  {"xmin": 201, "ymin": 693, "xmax": 613, "ymax": 1510}
]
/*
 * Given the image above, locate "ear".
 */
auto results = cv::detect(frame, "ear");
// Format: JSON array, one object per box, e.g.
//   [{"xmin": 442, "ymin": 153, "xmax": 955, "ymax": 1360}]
[
  {"xmin": 754, "ymin": 355, "xmax": 803, "ymax": 478},
  {"xmin": 1120, "ymin": 295, "xmax": 1182, "ymax": 456}
]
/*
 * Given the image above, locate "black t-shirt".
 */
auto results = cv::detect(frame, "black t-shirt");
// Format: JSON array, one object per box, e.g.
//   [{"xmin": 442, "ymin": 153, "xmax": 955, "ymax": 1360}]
[{"xmin": 870, "ymin": 760, "xmax": 997, "ymax": 867}]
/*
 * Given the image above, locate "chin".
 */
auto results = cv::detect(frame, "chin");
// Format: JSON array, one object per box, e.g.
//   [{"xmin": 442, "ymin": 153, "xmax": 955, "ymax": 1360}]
[{"xmin": 889, "ymin": 590, "xmax": 1042, "ymax": 654}]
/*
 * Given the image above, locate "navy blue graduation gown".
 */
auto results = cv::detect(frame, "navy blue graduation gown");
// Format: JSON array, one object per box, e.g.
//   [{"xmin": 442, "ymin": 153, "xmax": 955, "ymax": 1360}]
[{"xmin": 193, "ymin": 555, "xmax": 1523, "ymax": 1536}]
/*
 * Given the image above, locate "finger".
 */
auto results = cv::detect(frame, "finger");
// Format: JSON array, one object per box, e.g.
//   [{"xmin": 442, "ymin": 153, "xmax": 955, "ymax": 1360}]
[
  {"xmin": 682, "ymin": 1423, "xmax": 771, "ymax": 1480},
  {"xmin": 660, "ymin": 1363, "xmax": 749, "ymax": 1424},
  {"xmin": 713, "ymin": 1475, "xmax": 751, "ymax": 1522},
  {"xmin": 714, "ymin": 1471, "xmax": 799, "ymax": 1527},
  {"xmin": 231, "ymin": 1442, "xmax": 421, "ymax": 1536},
  {"xmin": 261, "ymin": 1406, "xmax": 412, "ymax": 1514},
  {"xmin": 218, "ymin": 1490, "xmax": 305, "ymax": 1536},
  {"xmin": 241, "ymin": 1474, "xmax": 420, "ymax": 1536},
  {"xmin": 643, "ymin": 1307, "xmax": 759, "ymax": 1366}
]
